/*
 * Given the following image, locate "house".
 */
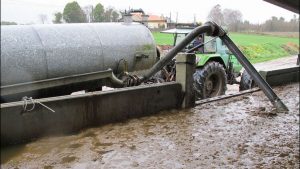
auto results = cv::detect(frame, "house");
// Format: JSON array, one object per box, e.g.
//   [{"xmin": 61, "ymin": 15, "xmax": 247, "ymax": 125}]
[
  {"xmin": 120, "ymin": 9, "xmax": 167, "ymax": 29},
  {"xmin": 147, "ymin": 15, "xmax": 167, "ymax": 29}
]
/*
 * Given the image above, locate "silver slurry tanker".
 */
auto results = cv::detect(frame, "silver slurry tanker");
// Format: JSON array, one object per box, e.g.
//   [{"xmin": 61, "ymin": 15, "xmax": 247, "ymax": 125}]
[{"xmin": 1, "ymin": 22, "xmax": 158, "ymax": 102}]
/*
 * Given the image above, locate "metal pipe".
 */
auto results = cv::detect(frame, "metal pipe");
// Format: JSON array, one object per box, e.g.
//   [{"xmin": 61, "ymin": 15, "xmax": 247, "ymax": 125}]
[
  {"xmin": 203, "ymin": 21, "xmax": 288, "ymax": 111},
  {"xmin": 110, "ymin": 71, "xmax": 125, "ymax": 87},
  {"xmin": 140, "ymin": 23, "xmax": 215, "ymax": 82},
  {"xmin": 219, "ymin": 33, "xmax": 289, "ymax": 112}
]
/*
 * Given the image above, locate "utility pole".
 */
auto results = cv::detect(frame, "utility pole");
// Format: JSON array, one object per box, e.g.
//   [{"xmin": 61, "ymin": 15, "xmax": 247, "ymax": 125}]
[{"xmin": 176, "ymin": 12, "xmax": 178, "ymax": 24}]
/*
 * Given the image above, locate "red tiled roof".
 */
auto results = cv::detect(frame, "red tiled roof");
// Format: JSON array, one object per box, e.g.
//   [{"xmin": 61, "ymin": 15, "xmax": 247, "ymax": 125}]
[
  {"xmin": 148, "ymin": 15, "xmax": 165, "ymax": 21},
  {"xmin": 130, "ymin": 13, "xmax": 166, "ymax": 22}
]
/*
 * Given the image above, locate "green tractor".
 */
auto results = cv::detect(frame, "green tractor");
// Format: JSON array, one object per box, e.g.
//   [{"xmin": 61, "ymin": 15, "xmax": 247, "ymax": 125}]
[{"xmin": 158, "ymin": 27, "xmax": 243, "ymax": 99}]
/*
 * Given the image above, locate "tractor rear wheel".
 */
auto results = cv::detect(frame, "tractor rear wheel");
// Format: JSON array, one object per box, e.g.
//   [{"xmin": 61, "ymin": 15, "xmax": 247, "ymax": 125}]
[
  {"xmin": 193, "ymin": 62, "xmax": 227, "ymax": 99},
  {"xmin": 239, "ymin": 70, "xmax": 257, "ymax": 91}
]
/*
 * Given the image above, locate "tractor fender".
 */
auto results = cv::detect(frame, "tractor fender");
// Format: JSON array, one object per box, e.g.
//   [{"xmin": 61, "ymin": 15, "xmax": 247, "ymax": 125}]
[{"xmin": 196, "ymin": 54, "xmax": 226, "ymax": 68}]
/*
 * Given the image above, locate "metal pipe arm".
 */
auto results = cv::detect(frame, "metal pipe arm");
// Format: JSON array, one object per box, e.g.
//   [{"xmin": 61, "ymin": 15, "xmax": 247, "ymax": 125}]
[
  {"xmin": 140, "ymin": 22, "xmax": 217, "ymax": 82},
  {"xmin": 207, "ymin": 22, "xmax": 288, "ymax": 111},
  {"xmin": 220, "ymin": 34, "xmax": 288, "ymax": 112}
]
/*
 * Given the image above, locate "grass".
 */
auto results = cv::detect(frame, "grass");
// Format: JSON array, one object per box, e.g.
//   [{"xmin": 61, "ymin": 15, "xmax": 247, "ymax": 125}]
[
  {"xmin": 152, "ymin": 31, "xmax": 299, "ymax": 63},
  {"xmin": 152, "ymin": 32, "xmax": 174, "ymax": 45}
]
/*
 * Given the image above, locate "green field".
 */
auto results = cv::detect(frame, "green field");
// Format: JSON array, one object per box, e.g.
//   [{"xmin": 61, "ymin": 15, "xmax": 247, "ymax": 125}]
[{"xmin": 152, "ymin": 32, "xmax": 299, "ymax": 63}]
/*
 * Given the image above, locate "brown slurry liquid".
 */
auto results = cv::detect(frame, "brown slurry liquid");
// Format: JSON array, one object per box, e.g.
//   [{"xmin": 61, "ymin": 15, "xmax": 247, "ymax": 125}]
[{"xmin": 1, "ymin": 83, "xmax": 299, "ymax": 169}]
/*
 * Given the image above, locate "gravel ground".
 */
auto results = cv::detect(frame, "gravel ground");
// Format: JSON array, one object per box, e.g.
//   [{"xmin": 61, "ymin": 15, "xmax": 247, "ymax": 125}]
[{"xmin": 1, "ymin": 56, "xmax": 299, "ymax": 169}]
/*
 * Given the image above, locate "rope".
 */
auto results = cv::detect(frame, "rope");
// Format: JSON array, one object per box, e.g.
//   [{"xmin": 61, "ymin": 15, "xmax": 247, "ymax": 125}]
[
  {"xmin": 22, "ymin": 96, "xmax": 55, "ymax": 113},
  {"xmin": 22, "ymin": 96, "xmax": 35, "ymax": 111}
]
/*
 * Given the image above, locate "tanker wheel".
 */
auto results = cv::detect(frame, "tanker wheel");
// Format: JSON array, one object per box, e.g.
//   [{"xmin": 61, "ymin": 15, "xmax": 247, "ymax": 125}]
[
  {"xmin": 239, "ymin": 70, "xmax": 257, "ymax": 91},
  {"xmin": 193, "ymin": 61, "xmax": 227, "ymax": 100}
]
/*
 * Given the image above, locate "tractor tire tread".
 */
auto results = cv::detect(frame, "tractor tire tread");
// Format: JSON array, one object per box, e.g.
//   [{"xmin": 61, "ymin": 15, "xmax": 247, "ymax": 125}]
[
  {"xmin": 239, "ymin": 70, "xmax": 257, "ymax": 91},
  {"xmin": 193, "ymin": 61, "xmax": 227, "ymax": 99}
]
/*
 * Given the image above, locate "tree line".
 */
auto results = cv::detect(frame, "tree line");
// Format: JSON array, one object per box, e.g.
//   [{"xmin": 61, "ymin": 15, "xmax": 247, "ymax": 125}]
[
  {"xmin": 1, "ymin": 21, "xmax": 18, "ymax": 25},
  {"xmin": 53, "ymin": 1, "xmax": 120, "ymax": 23},
  {"xmin": 207, "ymin": 4, "xmax": 299, "ymax": 32}
]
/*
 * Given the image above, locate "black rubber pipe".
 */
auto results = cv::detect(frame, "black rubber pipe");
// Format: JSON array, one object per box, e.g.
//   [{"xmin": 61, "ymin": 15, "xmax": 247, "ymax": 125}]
[{"xmin": 141, "ymin": 22, "xmax": 215, "ymax": 82}]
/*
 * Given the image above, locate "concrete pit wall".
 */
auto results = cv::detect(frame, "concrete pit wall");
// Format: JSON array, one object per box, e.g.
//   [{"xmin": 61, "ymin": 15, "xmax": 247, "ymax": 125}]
[
  {"xmin": 1, "ymin": 83, "xmax": 183, "ymax": 146},
  {"xmin": 259, "ymin": 66, "xmax": 299, "ymax": 86}
]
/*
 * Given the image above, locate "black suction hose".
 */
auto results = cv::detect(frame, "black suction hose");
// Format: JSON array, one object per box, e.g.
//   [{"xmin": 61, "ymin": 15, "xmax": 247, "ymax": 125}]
[{"xmin": 140, "ymin": 22, "xmax": 217, "ymax": 82}]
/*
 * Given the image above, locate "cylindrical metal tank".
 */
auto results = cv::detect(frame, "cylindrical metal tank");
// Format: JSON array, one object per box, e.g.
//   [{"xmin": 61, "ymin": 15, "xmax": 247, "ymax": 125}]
[{"xmin": 1, "ymin": 22, "xmax": 157, "ymax": 86}]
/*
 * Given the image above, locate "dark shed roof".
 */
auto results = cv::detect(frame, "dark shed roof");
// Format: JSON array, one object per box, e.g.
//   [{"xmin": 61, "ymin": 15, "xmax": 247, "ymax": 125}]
[{"xmin": 264, "ymin": 0, "xmax": 299, "ymax": 13}]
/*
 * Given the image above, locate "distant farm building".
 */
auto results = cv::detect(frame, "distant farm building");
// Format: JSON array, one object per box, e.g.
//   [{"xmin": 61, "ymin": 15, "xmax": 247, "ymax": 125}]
[
  {"xmin": 120, "ymin": 9, "xmax": 167, "ymax": 29},
  {"xmin": 147, "ymin": 15, "xmax": 167, "ymax": 29}
]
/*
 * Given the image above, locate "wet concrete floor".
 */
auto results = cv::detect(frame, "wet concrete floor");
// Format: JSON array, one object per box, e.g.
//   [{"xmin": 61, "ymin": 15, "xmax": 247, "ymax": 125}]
[{"xmin": 1, "ymin": 82, "xmax": 299, "ymax": 169}]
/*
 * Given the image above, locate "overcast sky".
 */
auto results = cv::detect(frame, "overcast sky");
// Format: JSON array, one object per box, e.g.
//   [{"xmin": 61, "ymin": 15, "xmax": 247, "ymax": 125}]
[{"xmin": 1, "ymin": 0, "xmax": 298, "ymax": 24}]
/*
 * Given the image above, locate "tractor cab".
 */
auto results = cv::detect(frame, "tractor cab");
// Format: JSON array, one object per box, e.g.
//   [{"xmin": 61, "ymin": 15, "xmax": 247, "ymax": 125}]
[
  {"xmin": 160, "ymin": 27, "xmax": 230, "ymax": 55},
  {"xmin": 160, "ymin": 27, "xmax": 242, "ymax": 78}
]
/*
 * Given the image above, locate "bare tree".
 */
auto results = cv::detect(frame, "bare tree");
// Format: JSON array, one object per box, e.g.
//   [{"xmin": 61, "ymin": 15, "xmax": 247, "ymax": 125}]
[
  {"xmin": 83, "ymin": 5, "xmax": 93, "ymax": 23},
  {"xmin": 38, "ymin": 14, "xmax": 48, "ymax": 24},
  {"xmin": 223, "ymin": 9, "xmax": 243, "ymax": 32},
  {"xmin": 112, "ymin": 10, "xmax": 120, "ymax": 22},
  {"xmin": 207, "ymin": 4, "xmax": 224, "ymax": 25},
  {"xmin": 261, "ymin": 16, "xmax": 299, "ymax": 32},
  {"xmin": 290, "ymin": 15, "xmax": 299, "ymax": 32},
  {"xmin": 104, "ymin": 7, "xmax": 114, "ymax": 22}
]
